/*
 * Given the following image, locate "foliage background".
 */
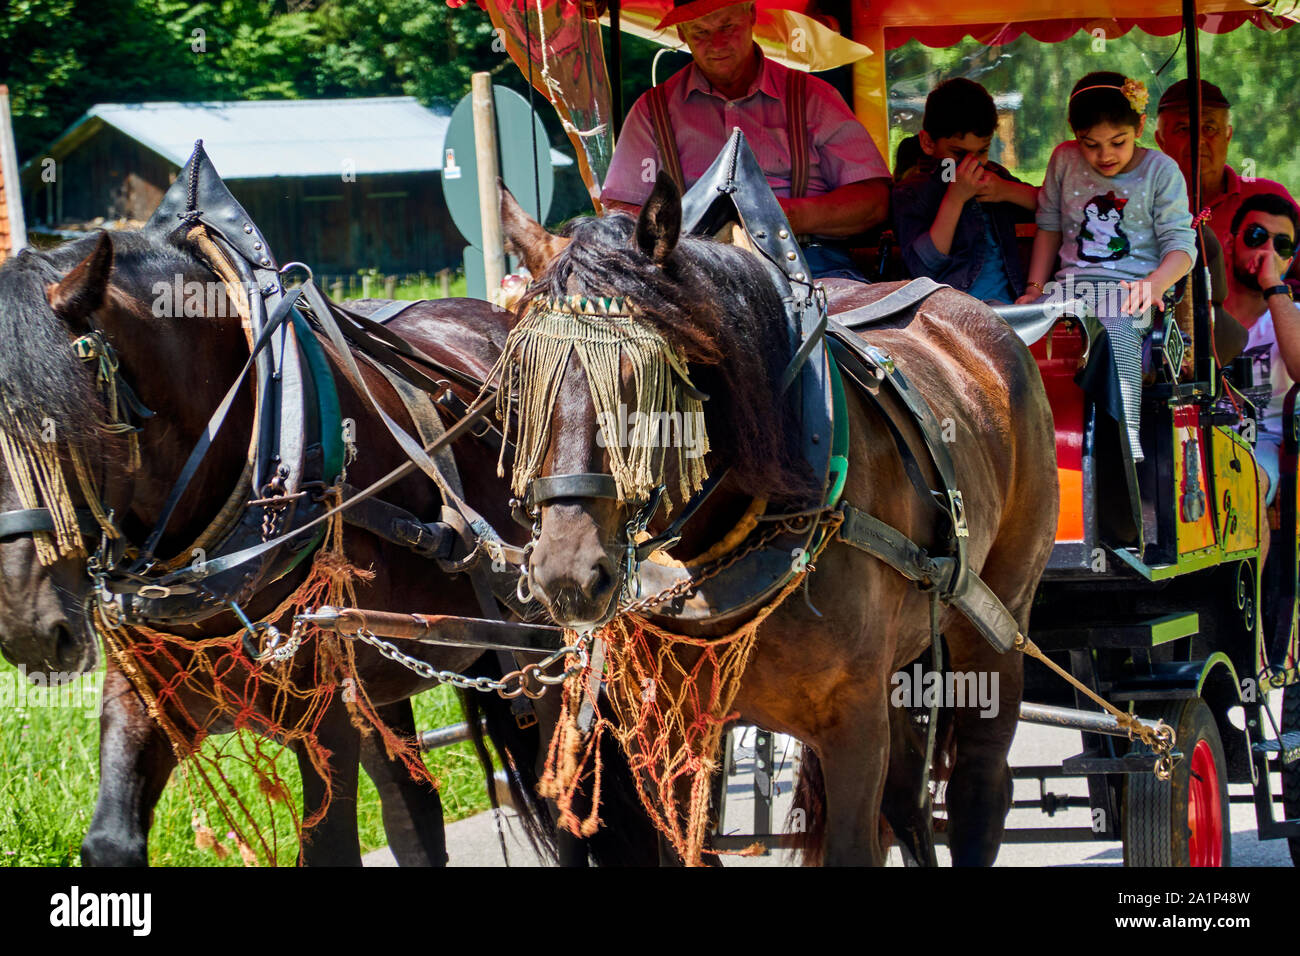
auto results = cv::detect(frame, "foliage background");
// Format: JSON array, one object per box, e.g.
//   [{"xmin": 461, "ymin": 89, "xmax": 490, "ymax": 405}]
[
  {"xmin": 885, "ymin": 24, "xmax": 1300, "ymax": 189},
  {"xmin": 4, "ymin": 3, "xmax": 1298, "ymax": 190}
]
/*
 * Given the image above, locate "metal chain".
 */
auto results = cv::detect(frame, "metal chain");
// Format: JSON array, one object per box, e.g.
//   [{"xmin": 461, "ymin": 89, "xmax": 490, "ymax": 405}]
[{"xmin": 348, "ymin": 626, "xmax": 589, "ymax": 699}]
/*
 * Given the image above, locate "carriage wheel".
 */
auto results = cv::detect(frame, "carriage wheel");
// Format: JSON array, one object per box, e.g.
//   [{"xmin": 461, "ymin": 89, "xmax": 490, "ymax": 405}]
[
  {"xmin": 1283, "ymin": 682, "xmax": 1300, "ymax": 867},
  {"xmin": 1123, "ymin": 697, "xmax": 1231, "ymax": 867}
]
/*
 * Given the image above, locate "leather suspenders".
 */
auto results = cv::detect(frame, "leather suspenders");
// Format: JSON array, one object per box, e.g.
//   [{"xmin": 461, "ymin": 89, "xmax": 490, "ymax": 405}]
[
  {"xmin": 648, "ymin": 84, "xmax": 686, "ymax": 194},
  {"xmin": 786, "ymin": 70, "xmax": 809, "ymax": 199},
  {"xmin": 647, "ymin": 67, "xmax": 810, "ymax": 199}
]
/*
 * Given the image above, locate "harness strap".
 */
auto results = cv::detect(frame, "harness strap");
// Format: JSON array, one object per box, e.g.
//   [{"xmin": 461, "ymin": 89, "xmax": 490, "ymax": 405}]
[
  {"xmin": 786, "ymin": 69, "xmax": 809, "ymax": 200},
  {"xmin": 337, "ymin": 488, "xmax": 457, "ymax": 559},
  {"xmin": 333, "ymin": 299, "xmax": 490, "ymax": 394},
  {"xmin": 367, "ymin": 299, "xmax": 425, "ymax": 325},
  {"xmin": 836, "ymin": 502, "xmax": 1019, "ymax": 654},
  {"xmin": 0, "ymin": 508, "xmax": 101, "ymax": 541},
  {"xmin": 833, "ymin": 277, "xmax": 948, "ymax": 331},
  {"xmin": 837, "ymin": 502, "xmax": 954, "ymax": 591},
  {"xmin": 828, "ymin": 337, "xmax": 949, "ymax": 521},
  {"xmin": 648, "ymin": 85, "xmax": 686, "ymax": 195},
  {"xmin": 303, "ymin": 283, "xmax": 501, "ymax": 545},
  {"xmin": 134, "ymin": 287, "xmax": 304, "ymax": 568},
  {"xmin": 151, "ymin": 392, "xmax": 501, "ymax": 584},
  {"xmin": 529, "ymin": 473, "xmax": 620, "ymax": 506}
]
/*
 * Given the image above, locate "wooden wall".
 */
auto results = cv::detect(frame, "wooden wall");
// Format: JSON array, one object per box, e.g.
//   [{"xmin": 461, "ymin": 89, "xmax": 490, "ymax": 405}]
[{"xmin": 23, "ymin": 125, "xmax": 468, "ymax": 274}]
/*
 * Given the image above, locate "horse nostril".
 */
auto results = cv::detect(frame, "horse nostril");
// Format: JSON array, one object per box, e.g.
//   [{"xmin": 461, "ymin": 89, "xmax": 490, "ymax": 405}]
[
  {"xmin": 52, "ymin": 621, "xmax": 76, "ymax": 661},
  {"xmin": 587, "ymin": 557, "xmax": 615, "ymax": 600}
]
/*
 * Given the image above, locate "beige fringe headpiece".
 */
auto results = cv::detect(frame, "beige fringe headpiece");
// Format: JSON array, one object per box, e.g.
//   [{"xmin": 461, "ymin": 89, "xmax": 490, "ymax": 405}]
[
  {"xmin": 0, "ymin": 399, "xmax": 86, "ymax": 564},
  {"xmin": 490, "ymin": 295, "xmax": 710, "ymax": 509}
]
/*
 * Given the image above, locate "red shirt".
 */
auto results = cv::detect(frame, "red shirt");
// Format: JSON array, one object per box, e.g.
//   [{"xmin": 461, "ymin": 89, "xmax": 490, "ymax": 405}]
[{"xmin": 601, "ymin": 50, "xmax": 888, "ymax": 206}]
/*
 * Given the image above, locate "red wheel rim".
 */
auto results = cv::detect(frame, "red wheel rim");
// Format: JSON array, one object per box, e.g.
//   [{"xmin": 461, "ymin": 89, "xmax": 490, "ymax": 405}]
[{"xmin": 1187, "ymin": 738, "xmax": 1224, "ymax": 866}]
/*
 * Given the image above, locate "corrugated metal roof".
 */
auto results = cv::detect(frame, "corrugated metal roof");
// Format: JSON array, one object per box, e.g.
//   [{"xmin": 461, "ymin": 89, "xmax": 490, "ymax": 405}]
[{"xmin": 77, "ymin": 97, "xmax": 570, "ymax": 179}]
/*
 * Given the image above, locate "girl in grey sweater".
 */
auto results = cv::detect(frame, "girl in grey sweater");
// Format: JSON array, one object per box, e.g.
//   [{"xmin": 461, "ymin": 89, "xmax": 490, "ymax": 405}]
[{"xmin": 1018, "ymin": 71, "xmax": 1197, "ymax": 462}]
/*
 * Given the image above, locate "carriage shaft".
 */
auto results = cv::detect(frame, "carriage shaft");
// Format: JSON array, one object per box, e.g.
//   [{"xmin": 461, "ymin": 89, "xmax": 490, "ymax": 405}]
[{"xmin": 1018, "ymin": 701, "xmax": 1166, "ymax": 739}]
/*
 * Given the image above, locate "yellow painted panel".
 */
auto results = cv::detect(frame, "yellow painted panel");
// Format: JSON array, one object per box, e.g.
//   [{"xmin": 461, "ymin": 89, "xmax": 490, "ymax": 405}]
[
  {"xmin": 1211, "ymin": 425, "xmax": 1260, "ymax": 557},
  {"xmin": 1175, "ymin": 420, "xmax": 1216, "ymax": 555}
]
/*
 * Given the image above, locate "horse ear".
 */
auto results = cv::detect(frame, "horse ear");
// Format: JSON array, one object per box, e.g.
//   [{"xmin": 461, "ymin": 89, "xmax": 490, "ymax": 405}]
[
  {"xmin": 635, "ymin": 171, "xmax": 681, "ymax": 265},
  {"xmin": 500, "ymin": 179, "xmax": 570, "ymax": 277},
  {"xmin": 48, "ymin": 232, "xmax": 113, "ymax": 326}
]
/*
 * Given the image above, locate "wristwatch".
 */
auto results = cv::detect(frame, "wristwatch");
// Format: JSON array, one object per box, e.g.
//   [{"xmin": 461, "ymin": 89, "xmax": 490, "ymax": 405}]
[{"xmin": 1263, "ymin": 284, "xmax": 1294, "ymax": 300}]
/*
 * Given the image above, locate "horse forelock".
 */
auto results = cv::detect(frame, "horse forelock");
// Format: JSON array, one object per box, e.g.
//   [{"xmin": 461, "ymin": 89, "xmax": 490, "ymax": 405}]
[
  {"xmin": 519, "ymin": 213, "xmax": 813, "ymax": 502},
  {"xmin": 0, "ymin": 231, "xmax": 210, "ymax": 450}
]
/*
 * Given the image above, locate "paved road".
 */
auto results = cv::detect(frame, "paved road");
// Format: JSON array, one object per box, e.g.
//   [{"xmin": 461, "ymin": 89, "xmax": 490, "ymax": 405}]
[{"xmin": 364, "ymin": 700, "xmax": 1293, "ymax": 867}]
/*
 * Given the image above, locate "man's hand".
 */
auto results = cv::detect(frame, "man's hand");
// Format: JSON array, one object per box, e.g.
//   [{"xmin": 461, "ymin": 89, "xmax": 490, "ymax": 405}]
[{"xmin": 1246, "ymin": 247, "xmax": 1285, "ymax": 290}]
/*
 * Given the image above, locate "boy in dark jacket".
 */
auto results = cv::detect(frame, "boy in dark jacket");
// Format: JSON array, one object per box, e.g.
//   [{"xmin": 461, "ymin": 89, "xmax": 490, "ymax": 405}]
[{"xmin": 892, "ymin": 78, "xmax": 1038, "ymax": 303}]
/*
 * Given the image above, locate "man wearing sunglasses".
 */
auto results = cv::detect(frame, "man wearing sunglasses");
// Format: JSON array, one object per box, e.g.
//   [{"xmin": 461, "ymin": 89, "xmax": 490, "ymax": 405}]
[{"xmin": 1226, "ymin": 193, "xmax": 1300, "ymax": 505}]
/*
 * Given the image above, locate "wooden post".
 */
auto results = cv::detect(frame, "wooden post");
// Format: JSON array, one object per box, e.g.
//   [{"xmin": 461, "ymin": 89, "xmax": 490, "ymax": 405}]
[
  {"xmin": 438, "ymin": 268, "xmax": 452, "ymax": 299},
  {"xmin": 362, "ymin": 274, "xmax": 371, "ymax": 299},
  {"xmin": 472, "ymin": 72, "xmax": 506, "ymax": 300},
  {"xmin": 0, "ymin": 85, "xmax": 28, "ymax": 261},
  {"xmin": 331, "ymin": 279, "xmax": 343, "ymax": 300},
  {"xmin": 384, "ymin": 275, "xmax": 397, "ymax": 299}
]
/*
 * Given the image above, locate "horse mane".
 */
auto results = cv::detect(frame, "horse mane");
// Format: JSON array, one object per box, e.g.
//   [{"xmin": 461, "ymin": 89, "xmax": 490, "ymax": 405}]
[
  {"xmin": 518, "ymin": 213, "xmax": 814, "ymax": 502},
  {"xmin": 0, "ymin": 230, "xmax": 213, "ymax": 452}
]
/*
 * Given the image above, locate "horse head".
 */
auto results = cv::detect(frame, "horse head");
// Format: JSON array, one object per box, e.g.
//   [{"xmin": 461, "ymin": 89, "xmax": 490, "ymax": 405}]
[
  {"xmin": 497, "ymin": 175, "xmax": 810, "ymax": 627},
  {"xmin": 0, "ymin": 229, "xmax": 248, "ymax": 677}
]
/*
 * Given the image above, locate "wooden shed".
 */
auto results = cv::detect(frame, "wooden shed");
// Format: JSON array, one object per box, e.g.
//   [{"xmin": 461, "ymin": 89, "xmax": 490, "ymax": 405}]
[{"xmin": 19, "ymin": 96, "xmax": 573, "ymax": 275}]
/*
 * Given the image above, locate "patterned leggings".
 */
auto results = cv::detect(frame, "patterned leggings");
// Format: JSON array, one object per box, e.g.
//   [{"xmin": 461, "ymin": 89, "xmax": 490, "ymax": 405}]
[{"xmin": 1036, "ymin": 280, "xmax": 1156, "ymax": 462}]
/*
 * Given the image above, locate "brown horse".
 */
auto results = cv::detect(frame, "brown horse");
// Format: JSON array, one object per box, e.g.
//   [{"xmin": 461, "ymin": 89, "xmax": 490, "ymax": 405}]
[
  {"xmin": 500, "ymin": 176, "xmax": 1060, "ymax": 865},
  {"xmin": 0, "ymin": 228, "xmax": 652, "ymax": 866}
]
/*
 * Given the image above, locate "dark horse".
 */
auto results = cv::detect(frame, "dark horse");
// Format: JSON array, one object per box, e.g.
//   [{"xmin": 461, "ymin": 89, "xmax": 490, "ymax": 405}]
[
  {"xmin": 0, "ymin": 227, "xmax": 651, "ymax": 866},
  {"xmin": 499, "ymin": 176, "xmax": 1060, "ymax": 865}
]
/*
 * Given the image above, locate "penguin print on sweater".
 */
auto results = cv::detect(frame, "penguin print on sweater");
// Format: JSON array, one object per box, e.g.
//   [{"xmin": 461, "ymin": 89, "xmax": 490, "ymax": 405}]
[{"xmin": 1076, "ymin": 190, "xmax": 1131, "ymax": 263}]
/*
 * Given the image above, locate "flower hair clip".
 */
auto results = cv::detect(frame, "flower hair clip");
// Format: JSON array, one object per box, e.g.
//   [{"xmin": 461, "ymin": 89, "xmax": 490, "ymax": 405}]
[
  {"xmin": 1120, "ymin": 79, "xmax": 1149, "ymax": 114},
  {"xmin": 1069, "ymin": 77, "xmax": 1150, "ymax": 114}
]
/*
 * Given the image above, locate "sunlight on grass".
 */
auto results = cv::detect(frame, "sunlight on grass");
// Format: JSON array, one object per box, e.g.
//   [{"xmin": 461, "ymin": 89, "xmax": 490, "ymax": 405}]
[{"xmin": 0, "ymin": 657, "xmax": 492, "ymax": 867}]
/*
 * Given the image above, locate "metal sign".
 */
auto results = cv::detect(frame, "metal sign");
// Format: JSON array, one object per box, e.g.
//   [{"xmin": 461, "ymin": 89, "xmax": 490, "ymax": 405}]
[{"xmin": 442, "ymin": 85, "xmax": 554, "ymax": 252}]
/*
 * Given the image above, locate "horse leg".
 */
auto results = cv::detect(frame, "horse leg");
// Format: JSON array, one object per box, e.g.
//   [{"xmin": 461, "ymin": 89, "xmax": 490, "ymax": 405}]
[
  {"xmin": 82, "ymin": 659, "xmax": 177, "ymax": 867},
  {"xmin": 880, "ymin": 686, "xmax": 939, "ymax": 866},
  {"xmin": 295, "ymin": 696, "xmax": 362, "ymax": 866},
  {"xmin": 359, "ymin": 700, "xmax": 448, "ymax": 867},
  {"xmin": 817, "ymin": 688, "xmax": 892, "ymax": 866},
  {"xmin": 941, "ymin": 615, "xmax": 1024, "ymax": 866}
]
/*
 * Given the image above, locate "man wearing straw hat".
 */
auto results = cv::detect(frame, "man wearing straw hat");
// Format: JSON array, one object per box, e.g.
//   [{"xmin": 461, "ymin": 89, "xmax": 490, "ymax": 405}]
[{"xmin": 601, "ymin": 0, "xmax": 891, "ymax": 278}]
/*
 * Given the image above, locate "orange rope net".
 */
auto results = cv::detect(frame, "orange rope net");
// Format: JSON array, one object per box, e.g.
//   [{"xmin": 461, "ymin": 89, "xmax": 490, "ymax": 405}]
[
  {"xmin": 97, "ymin": 514, "xmax": 434, "ymax": 865},
  {"xmin": 540, "ymin": 569, "xmax": 812, "ymax": 867}
]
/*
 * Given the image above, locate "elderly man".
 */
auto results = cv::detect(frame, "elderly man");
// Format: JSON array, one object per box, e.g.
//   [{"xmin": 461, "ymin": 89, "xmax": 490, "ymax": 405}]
[
  {"xmin": 600, "ymin": 0, "xmax": 891, "ymax": 278},
  {"xmin": 1155, "ymin": 79, "xmax": 1299, "ymax": 299}
]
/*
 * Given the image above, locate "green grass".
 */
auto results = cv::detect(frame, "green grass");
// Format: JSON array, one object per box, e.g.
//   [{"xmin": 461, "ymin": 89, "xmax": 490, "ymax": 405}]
[
  {"xmin": 321, "ymin": 272, "xmax": 471, "ymax": 302},
  {"xmin": 0, "ymin": 657, "xmax": 493, "ymax": 866}
]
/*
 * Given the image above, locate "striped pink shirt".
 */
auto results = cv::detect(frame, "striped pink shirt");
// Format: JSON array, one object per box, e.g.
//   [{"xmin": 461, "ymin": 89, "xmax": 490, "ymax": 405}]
[{"xmin": 601, "ymin": 50, "xmax": 889, "ymax": 206}]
